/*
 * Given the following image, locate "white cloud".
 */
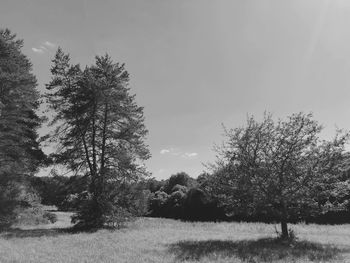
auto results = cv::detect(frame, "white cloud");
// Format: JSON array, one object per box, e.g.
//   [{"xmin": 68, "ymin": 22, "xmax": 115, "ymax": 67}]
[
  {"xmin": 32, "ymin": 41, "xmax": 56, "ymax": 54},
  {"xmin": 160, "ymin": 148, "xmax": 181, "ymax": 156},
  {"xmin": 160, "ymin": 148, "xmax": 198, "ymax": 158},
  {"xmin": 44, "ymin": 41, "xmax": 56, "ymax": 48},
  {"xmin": 182, "ymin": 152, "xmax": 198, "ymax": 158},
  {"xmin": 32, "ymin": 47, "xmax": 45, "ymax": 54}
]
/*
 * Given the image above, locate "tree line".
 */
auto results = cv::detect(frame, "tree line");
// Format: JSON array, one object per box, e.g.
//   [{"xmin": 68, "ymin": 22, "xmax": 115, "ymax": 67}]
[{"xmin": 1, "ymin": 29, "xmax": 350, "ymax": 239}]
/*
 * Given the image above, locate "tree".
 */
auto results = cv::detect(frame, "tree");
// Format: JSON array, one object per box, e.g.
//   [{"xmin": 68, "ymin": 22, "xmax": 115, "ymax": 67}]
[
  {"xmin": 30, "ymin": 174, "xmax": 89, "ymax": 210},
  {"xmin": 163, "ymin": 172, "xmax": 197, "ymax": 194},
  {"xmin": 46, "ymin": 49, "xmax": 150, "ymax": 228},
  {"xmin": 209, "ymin": 112, "xmax": 349, "ymax": 238},
  {"xmin": 0, "ymin": 29, "xmax": 44, "ymax": 228},
  {"xmin": 184, "ymin": 187, "xmax": 226, "ymax": 221}
]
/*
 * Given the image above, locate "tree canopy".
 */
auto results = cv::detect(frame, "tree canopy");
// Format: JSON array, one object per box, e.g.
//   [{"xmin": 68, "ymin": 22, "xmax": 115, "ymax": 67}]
[
  {"xmin": 46, "ymin": 49, "xmax": 150, "ymax": 228},
  {"xmin": 0, "ymin": 29, "xmax": 44, "ymax": 227},
  {"xmin": 209, "ymin": 112, "xmax": 349, "ymax": 238}
]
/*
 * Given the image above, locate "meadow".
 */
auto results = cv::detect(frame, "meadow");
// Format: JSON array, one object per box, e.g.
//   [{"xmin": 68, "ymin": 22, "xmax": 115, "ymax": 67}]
[{"xmin": 1, "ymin": 211, "xmax": 350, "ymax": 263}]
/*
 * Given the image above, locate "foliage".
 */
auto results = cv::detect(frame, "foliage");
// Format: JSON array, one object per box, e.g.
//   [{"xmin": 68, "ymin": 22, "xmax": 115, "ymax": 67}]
[
  {"xmin": 145, "ymin": 178, "xmax": 165, "ymax": 193},
  {"xmin": 70, "ymin": 181, "xmax": 149, "ymax": 229},
  {"xmin": 146, "ymin": 174, "xmax": 226, "ymax": 221},
  {"xmin": 0, "ymin": 28, "xmax": 44, "ymax": 228},
  {"xmin": 162, "ymin": 172, "xmax": 197, "ymax": 194},
  {"xmin": 171, "ymin": 184, "xmax": 187, "ymax": 193},
  {"xmin": 14, "ymin": 206, "xmax": 57, "ymax": 226},
  {"xmin": 60, "ymin": 192, "xmax": 86, "ymax": 212},
  {"xmin": 30, "ymin": 175, "xmax": 89, "ymax": 210},
  {"xmin": 183, "ymin": 187, "xmax": 226, "ymax": 221},
  {"xmin": 127, "ymin": 184, "xmax": 152, "ymax": 216},
  {"xmin": 46, "ymin": 49, "xmax": 150, "ymax": 228},
  {"xmin": 208, "ymin": 112, "xmax": 349, "ymax": 238},
  {"xmin": 166, "ymin": 190, "xmax": 186, "ymax": 219},
  {"xmin": 147, "ymin": 172, "xmax": 192, "ymax": 219},
  {"xmin": 149, "ymin": 191, "xmax": 169, "ymax": 217},
  {"xmin": 43, "ymin": 211, "xmax": 58, "ymax": 224}
]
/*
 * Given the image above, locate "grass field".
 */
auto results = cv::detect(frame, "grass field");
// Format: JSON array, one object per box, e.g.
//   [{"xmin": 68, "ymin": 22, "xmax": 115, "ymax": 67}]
[{"xmin": 1, "ymin": 211, "xmax": 350, "ymax": 263}]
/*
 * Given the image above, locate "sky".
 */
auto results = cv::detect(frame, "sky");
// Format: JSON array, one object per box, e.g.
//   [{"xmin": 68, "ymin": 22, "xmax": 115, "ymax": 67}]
[{"xmin": 2, "ymin": 0, "xmax": 350, "ymax": 179}]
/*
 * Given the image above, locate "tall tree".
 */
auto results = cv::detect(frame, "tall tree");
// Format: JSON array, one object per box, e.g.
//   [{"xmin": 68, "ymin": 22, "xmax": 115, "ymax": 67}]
[
  {"xmin": 0, "ymin": 29, "xmax": 44, "ymax": 227},
  {"xmin": 209, "ymin": 113, "xmax": 349, "ymax": 238},
  {"xmin": 46, "ymin": 49, "xmax": 150, "ymax": 228}
]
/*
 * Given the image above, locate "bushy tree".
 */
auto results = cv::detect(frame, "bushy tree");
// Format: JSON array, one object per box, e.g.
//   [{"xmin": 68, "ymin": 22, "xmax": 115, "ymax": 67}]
[
  {"xmin": 46, "ymin": 49, "xmax": 150, "ymax": 228},
  {"xmin": 166, "ymin": 190, "xmax": 186, "ymax": 219},
  {"xmin": 183, "ymin": 187, "xmax": 226, "ymax": 221},
  {"xmin": 148, "ymin": 190, "xmax": 169, "ymax": 217},
  {"xmin": 0, "ymin": 29, "xmax": 44, "ymax": 228},
  {"xmin": 163, "ymin": 172, "xmax": 197, "ymax": 194},
  {"xmin": 145, "ymin": 178, "xmax": 165, "ymax": 193},
  {"xmin": 210, "ymin": 112, "xmax": 349, "ymax": 238},
  {"xmin": 30, "ymin": 174, "xmax": 89, "ymax": 210}
]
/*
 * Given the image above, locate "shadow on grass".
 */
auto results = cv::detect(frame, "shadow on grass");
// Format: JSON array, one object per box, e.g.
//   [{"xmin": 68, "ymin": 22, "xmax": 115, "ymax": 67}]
[
  {"xmin": 0, "ymin": 225, "xmax": 121, "ymax": 239},
  {"xmin": 169, "ymin": 238, "xmax": 344, "ymax": 262},
  {"xmin": 0, "ymin": 227, "xmax": 75, "ymax": 239}
]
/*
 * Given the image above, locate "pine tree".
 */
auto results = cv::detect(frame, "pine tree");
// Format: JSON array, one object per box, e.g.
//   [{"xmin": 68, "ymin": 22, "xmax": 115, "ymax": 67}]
[
  {"xmin": 46, "ymin": 49, "xmax": 150, "ymax": 228},
  {"xmin": 0, "ymin": 29, "xmax": 44, "ymax": 228}
]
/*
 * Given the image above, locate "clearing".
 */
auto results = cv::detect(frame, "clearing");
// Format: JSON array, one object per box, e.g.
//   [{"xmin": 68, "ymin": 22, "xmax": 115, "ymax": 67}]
[{"xmin": 1, "ymin": 211, "xmax": 350, "ymax": 263}]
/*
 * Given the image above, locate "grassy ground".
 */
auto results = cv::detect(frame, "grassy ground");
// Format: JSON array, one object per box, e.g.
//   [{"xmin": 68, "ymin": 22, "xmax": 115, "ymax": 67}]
[{"xmin": 1, "ymin": 212, "xmax": 350, "ymax": 263}]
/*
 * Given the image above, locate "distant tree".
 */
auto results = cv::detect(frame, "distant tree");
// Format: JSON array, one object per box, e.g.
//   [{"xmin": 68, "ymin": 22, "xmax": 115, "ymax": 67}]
[
  {"xmin": 46, "ymin": 49, "xmax": 150, "ymax": 228},
  {"xmin": 166, "ymin": 190, "xmax": 186, "ymax": 219},
  {"xmin": 145, "ymin": 178, "xmax": 165, "ymax": 193},
  {"xmin": 197, "ymin": 172, "xmax": 211, "ymax": 187},
  {"xmin": 184, "ymin": 187, "xmax": 226, "ymax": 221},
  {"xmin": 30, "ymin": 174, "xmax": 89, "ymax": 210},
  {"xmin": 0, "ymin": 29, "xmax": 44, "ymax": 228},
  {"xmin": 163, "ymin": 172, "xmax": 197, "ymax": 194},
  {"xmin": 209, "ymin": 113, "xmax": 349, "ymax": 238},
  {"xmin": 171, "ymin": 184, "xmax": 188, "ymax": 193},
  {"xmin": 149, "ymin": 190, "xmax": 169, "ymax": 217}
]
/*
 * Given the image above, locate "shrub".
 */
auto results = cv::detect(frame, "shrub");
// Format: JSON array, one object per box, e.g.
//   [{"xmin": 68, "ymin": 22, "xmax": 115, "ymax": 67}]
[
  {"xmin": 43, "ymin": 211, "xmax": 58, "ymax": 223},
  {"xmin": 14, "ymin": 206, "xmax": 56, "ymax": 226},
  {"xmin": 171, "ymin": 184, "xmax": 188, "ymax": 193},
  {"xmin": 163, "ymin": 172, "xmax": 197, "ymax": 194},
  {"xmin": 105, "ymin": 206, "xmax": 134, "ymax": 229},
  {"xmin": 71, "ymin": 182, "xmax": 150, "ymax": 229},
  {"xmin": 59, "ymin": 193, "xmax": 80, "ymax": 211},
  {"xmin": 184, "ymin": 188, "xmax": 226, "ymax": 221},
  {"xmin": 166, "ymin": 190, "xmax": 186, "ymax": 219},
  {"xmin": 148, "ymin": 191, "xmax": 169, "ymax": 217}
]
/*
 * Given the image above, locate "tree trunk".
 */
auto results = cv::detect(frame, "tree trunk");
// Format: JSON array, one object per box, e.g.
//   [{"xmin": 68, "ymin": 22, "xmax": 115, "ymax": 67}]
[
  {"xmin": 281, "ymin": 220, "xmax": 288, "ymax": 239},
  {"xmin": 280, "ymin": 198, "xmax": 289, "ymax": 239}
]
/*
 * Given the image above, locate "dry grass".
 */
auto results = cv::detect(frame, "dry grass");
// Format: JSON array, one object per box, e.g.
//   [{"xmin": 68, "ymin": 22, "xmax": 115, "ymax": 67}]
[{"xmin": 0, "ymin": 212, "xmax": 350, "ymax": 263}]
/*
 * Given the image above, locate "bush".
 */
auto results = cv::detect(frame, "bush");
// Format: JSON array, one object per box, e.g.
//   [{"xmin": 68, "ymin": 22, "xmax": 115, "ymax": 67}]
[
  {"xmin": 184, "ymin": 188, "xmax": 226, "ymax": 221},
  {"xmin": 146, "ymin": 178, "xmax": 165, "ymax": 193},
  {"xmin": 105, "ymin": 206, "xmax": 134, "ymax": 229},
  {"xmin": 71, "ymin": 182, "xmax": 149, "ymax": 229},
  {"xmin": 14, "ymin": 206, "xmax": 57, "ymax": 226},
  {"xmin": 171, "ymin": 184, "xmax": 188, "ymax": 193},
  {"xmin": 0, "ymin": 179, "xmax": 45, "ymax": 229},
  {"xmin": 60, "ymin": 193, "xmax": 80, "ymax": 211},
  {"xmin": 30, "ymin": 175, "xmax": 90, "ymax": 209},
  {"xmin": 43, "ymin": 211, "xmax": 58, "ymax": 223},
  {"xmin": 166, "ymin": 190, "xmax": 186, "ymax": 219},
  {"xmin": 148, "ymin": 191, "xmax": 169, "ymax": 217},
  {"xmin": 130, "ymin": 189, "xmax": 152, "ymax": 216},
  {"xmin": 163, "ymin": 172, "xmax": 197, "ymax": 194}
]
